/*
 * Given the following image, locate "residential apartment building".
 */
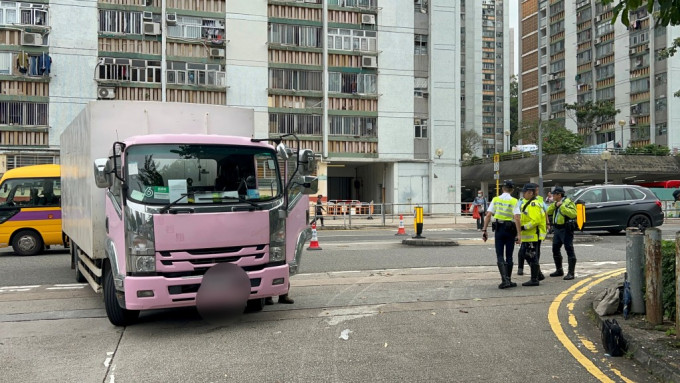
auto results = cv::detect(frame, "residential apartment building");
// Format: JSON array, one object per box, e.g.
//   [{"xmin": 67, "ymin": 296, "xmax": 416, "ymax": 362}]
[
  {"xmin": 0, "ymin": 0, "xmax": 464, "ymax": 212},
  {"xmin": 461, "ymin": 0, "xmax": 510, "ymax": 157},
  {"xmin": 519, "ymin": 0, "xmax": 680, "ymax": 152}
]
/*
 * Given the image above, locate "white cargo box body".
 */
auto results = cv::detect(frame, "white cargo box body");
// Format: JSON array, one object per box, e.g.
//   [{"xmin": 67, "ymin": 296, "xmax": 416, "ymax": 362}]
[{"xmin": 60, "ymin": 101, "xmax": 255, "ymax": 260}]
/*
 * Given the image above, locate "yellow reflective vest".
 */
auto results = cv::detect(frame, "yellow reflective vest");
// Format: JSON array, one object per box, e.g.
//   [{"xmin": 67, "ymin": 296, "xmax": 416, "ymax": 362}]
[
  {"xmin": 491, "ymin": 195, "xmax": 518, "ymax": 222},
  {"xmin": 520, "ymin": 198, "xmax": 544, "ymax": 243}
]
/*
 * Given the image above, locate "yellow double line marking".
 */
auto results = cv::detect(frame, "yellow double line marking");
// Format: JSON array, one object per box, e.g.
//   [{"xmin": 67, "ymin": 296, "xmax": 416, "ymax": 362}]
[{"xmin": 548, "ymin": 268, "xmax": 633, "ymax": 383}]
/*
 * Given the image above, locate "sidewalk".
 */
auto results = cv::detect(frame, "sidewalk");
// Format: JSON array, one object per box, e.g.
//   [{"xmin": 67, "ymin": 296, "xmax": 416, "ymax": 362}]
[{"xmin": 591, "ymin": 278, "xmax": 680, "ymax": 382}]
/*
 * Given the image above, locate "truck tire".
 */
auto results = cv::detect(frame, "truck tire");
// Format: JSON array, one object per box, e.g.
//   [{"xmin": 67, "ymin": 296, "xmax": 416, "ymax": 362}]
[
  {"xmin": 72, "ymin": 246, "xmax": 86, "ymax": 283},
  {"xmin": 11, "ymin": 230, "xmax": 43, "ymax": 256},
  {"xmin": 245, "ymin": 298, "xmax": 265, "ymax": 313},
  {"xmin": 104, "ymin": 266, "xmax": 139, "ymax": 326}
]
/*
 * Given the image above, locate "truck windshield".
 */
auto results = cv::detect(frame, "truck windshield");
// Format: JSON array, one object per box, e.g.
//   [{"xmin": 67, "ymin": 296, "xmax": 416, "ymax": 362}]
[{"xmin": 125, "ymin": 144, "xmax": 282, "ymax": 206}]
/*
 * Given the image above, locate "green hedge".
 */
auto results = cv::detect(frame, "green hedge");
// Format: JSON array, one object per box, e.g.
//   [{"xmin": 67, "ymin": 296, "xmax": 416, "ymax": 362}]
[{"xmin": 662, "ymin": 240, "xmax": 676, "ymax": 320}]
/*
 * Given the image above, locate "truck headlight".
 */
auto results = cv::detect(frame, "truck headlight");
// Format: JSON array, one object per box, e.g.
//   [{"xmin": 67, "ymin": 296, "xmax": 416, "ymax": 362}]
[
  {"xmin": 270, "ymin": 220, "xmax": 286, "ymax": 262},
  {"xmin": 125, "ymin": 208, "xmax": 156, "ymax": 273}
]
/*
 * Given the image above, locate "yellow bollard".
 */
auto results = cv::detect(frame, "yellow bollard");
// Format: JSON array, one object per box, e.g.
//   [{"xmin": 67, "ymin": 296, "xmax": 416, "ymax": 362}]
[{"xmin": 413, "ymin": 206, "xmax": 425, "ymax": 239}]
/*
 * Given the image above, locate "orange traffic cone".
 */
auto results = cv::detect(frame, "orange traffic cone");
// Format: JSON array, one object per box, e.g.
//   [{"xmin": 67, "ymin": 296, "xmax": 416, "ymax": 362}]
[
  {"xmin": 307, "ymin": 222, "xmax": 322, "ymax": 250},
  {"xmin": 395, "ymin": 214, "xmax": 407, "ymax": 236}
]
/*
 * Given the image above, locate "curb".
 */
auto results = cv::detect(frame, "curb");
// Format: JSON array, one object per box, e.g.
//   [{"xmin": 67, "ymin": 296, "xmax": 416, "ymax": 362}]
[
  {"xmin": 624, "ymin": 332, "xmax": 680, "ymax": 383},
  {"xmin": 401, "ymin": 239, "xmax": 459, "ymax": 246}
]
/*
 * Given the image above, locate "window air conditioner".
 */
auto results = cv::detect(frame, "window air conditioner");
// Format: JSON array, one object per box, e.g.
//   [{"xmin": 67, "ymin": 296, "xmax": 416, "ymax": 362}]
[
  {"xmin": 166, "ymin": 13, "xmax": 177, "ymax": 25},
  {"xmin": 98, "ymin": 87, "xmax": 116, "ymax": 100},
  {"xmin": 210, "ymin": 48, "xmax": 225, "ymax": 58},
  {"xmin": 594, "ymin": 38, "xmax": 601, "ymax": 44},
  {"xmin": 21, "ymin": 32, "xmax": 42, "ymax": 46},
  {"xmin": 361, "ymin": 14, "xmax": 376, "ymax": 25},
  {"xmin": 362, "ymin": 56, "xmax": 378, "ymax": 68},
  {"xmin": 595, "ymin": 16, "xmax": 601, "ymax": 22},
  {"xmin": 629, "ymin": 48, "xmax": 636, "ymax": 55},
  {"xmin": 550, "ymin": 114, "xmax": 555, "ymax": 119},
  {"xmin": 143, "ymin": 22, "xmax": 161, "ymax": 35},
  {"xmin": 595, "ymin": 60, "xmax": 601, "ymax": 66}
]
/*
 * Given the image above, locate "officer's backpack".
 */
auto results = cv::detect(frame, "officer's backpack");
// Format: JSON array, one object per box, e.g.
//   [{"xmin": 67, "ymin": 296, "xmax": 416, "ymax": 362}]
[{"xmin": 600, "ymin": 319, "xmax": 626, "ymax": 356}]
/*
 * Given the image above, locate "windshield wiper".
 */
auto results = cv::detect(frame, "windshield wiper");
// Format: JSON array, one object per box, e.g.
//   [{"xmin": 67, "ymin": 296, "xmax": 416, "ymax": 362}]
[
  {"xmin": 199, "ymin": 195, "xmax": 262, "ymax": 210},
  {"xmin": 159, "ymin": 193, "xmax": 191, "ymax": 214}
]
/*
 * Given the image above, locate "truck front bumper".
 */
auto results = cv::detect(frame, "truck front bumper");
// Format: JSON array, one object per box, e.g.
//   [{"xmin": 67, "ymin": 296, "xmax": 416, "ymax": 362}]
[{"xmin": 122, "ymin": 264, "xmax": 289, "ymax": 311}]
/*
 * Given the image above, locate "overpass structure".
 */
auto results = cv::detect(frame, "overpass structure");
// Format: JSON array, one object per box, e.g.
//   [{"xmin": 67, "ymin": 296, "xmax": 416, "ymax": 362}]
[{"xmin": 461, "ymin": 154, "xmax": 680, "ymax": 196}]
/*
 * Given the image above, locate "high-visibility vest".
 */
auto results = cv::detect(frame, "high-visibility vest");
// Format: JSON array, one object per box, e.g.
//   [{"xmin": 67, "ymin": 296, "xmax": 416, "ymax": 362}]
[
  {"xmin": 492, "ymin": 196, "xmax": 518, "ymax": 222},
  {"xmin": 520, "ymin": 199, "xmax": 544, "ymax": 242}
]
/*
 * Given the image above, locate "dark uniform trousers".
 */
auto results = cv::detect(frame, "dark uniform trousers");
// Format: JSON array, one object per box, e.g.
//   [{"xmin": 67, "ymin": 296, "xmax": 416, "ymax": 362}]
[
  {"xmin": 494, "ymin": 220, "xmax": 516, "ymax": 265},
  {"xmin": 552, "ymin": 225, "xmax": 576, "ymax": 261}
]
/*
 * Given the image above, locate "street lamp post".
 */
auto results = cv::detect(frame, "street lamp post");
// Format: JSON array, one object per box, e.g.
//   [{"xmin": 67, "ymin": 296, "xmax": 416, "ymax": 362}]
[
  {"xmin": 538, "ymin": 118, "xmax": 544, "ymax": 196},
  {"xmin": 600, "ymin": 149, "xmax": 612, "ymax": 184},
  {"xmin": 618, "ymin": 119, "xmax": 626, "ymax": 150},
  {"xmin": 504, "ymin": 130, "xmax": 511, "ymax": 152}
]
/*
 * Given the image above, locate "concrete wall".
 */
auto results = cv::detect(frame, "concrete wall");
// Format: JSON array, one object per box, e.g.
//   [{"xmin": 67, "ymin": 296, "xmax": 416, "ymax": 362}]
[
  {"xmin": 463, "ymin": 0, "xmax": 482, "ymax": 155},
  {"xmin": 429, "ymin": 0, "xmax": 459, "ymax": 213},
  {"xmin": 562, "ymin": 1, "xmax": 578, "ymax": 132},
  {"xmin": 613, "ymin": 19, "xmax": 631, "ymax": 147},
  {"xmin": 667, "ymin": 25, "xmax": 680, "ymax": 153},
  {"xmin": 49, "ymin": 0, "xmax": 98, "ymax": 146},
  {"xmin": 378, "ymin": 0, "xmax": 415, "ymax": 160},
  {"xmin": 226, "ymin": 0, "xmax": 269, "ymax": 138}
]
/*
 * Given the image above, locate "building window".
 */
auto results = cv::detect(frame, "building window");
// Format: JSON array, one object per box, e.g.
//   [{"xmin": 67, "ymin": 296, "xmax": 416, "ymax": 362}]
[
  {"xmin": 0, "ymin": 2, "xmax": 47, "ymax": 26},
  {"xmin": 327, "ymin": 28, "xmax": 377, "ymax": 52},
  {"xmin": 99, "ymin": 10, "xmax": 142, "ymax": 34},
  {"xmin": 168, "ymin": 16, "xmax": 224, "ymax": 40},
  {"xmin": 0, "ymin": 52, "xmax": 11, "ymax": 74},
  {"xmin": 269, "ymin": 23, "xmax": 322, "ymax": 48},
  {"xmin": 97, "ymin": 58, "xmax": 164, "ymax": 84},
  {"xmin": 329, "ymin": 116, "xmax": 377, "ymax": 137},
  {"xmin": 655, "ymin": 97, "xmax": 667, "ymax": 112},
  {"xmin": 414, "ymin": 118, "xmax": 428, "ymax": 138},
  {"xmin": 0, "ymin": 101, "xmax": 48, "ymax": 126},
  {"xmin": 414, "ymin": 77, "xmax": 428, "ymax": 97},
  {"xmin": 414, "ymin": 34, "xmax": 428, "ymax": 55},
  {"xmin": 269, "ymin": 113, "xmax": 322, "ymax": 135},
  {"xmin": 269, "ymin": 69, "xmax": 322, "ymax": 92},
  {"xmin": 167, "ymin": 61, "xmax": 225, "ymax": 87},
  {"xmin": 328, "ymin": 72, "xmax": 377, "ymax": 94},
  {"xmin": 329, "ymin": 0, "xmax": 377, "ymax": 9}
]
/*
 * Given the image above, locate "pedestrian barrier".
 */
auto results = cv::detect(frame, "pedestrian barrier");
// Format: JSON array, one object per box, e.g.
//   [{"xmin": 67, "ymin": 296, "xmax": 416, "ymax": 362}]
[
  {"xmin": 307, "ymin": 222, "xmax": 322, "ymax": 250},
  {"xmin": 395, "ymin": 215, "xmax": 407, "ymax": 236}
]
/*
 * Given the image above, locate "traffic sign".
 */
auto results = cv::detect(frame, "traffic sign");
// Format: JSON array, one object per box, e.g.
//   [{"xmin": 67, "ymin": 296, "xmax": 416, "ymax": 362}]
[
  {"xmin": 494, "ymin": 173, "xmax": 499, "ymax": 180},
  {"xmin": 493, "ymin": 162, "xmax": 499, "ymax": 171}
]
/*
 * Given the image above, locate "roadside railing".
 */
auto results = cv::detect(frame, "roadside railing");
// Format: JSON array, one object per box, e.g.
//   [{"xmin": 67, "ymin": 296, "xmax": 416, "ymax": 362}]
[{"xmin": 310, "ymin": 201, "xmax": 478, "ymax": 227}]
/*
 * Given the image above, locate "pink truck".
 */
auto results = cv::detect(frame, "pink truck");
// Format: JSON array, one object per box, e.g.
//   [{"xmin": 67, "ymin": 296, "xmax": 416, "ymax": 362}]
[{"xmin": 60, "ymin": 101, "xmax": 317, "ymax": 326}]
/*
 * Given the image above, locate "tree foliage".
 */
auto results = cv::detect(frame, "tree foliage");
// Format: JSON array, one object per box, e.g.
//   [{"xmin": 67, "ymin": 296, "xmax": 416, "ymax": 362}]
[
  {"xmin": 461, "ymin": 129, "xmax": 482, "ymax": 157},
  {"xmin": 510, "ymin": 75, "xmax": 519, "ymax": 146},
  {"xmin": 517, "ymin": 120, "xmax": 584, "ymax": 154},
  {"xmin": 565, "ymin": 100, "xmax": 620, "ymax": 131},
  {"xmin": 624, "ymin": 144, "xmax": 671, "ymax": 155}
]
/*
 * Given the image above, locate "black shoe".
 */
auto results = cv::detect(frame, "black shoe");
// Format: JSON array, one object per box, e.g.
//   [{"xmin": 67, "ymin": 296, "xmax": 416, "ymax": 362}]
[
  {"xmin": 550, "ymin": 269, "xmax": 564, "ymax": 277},
  {"xmin": 517, "ymin": 268, "xmax": 524, "ymax": 276},
  {"xmin": 506, "ymin": 264, "xmax": 517, "ymax": 288},
  {"xmin": 564, "ymin": 258, "xmax": 576, "ymax": 280},
  {"xmin": 538, "ymin": 270, "xmax": 545, "ymax": 281},
  {"xmin": 264, "ymin": 297, "xmax": 274, "ymax": 305},
  {"xmin": 278, "ymin": 294, "xmax": 295, "ymax": 304},
  {"xmin": 522, "ymin": 264, "xmax": 540, "ymax": 286},
  {"xmin": 497, "ymin": 262, "xmax": 512, "ymax": 289}
]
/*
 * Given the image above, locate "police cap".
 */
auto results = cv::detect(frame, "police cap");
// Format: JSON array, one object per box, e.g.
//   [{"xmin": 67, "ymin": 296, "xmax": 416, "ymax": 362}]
[
  {"xmin": 673, "ymin": 189, "xmax": 680, "ymax": 201},
  {"xmin": 553, "ymin": 186, "xmax": 566, "ymax": 195},
  {"xmin": 502, "ymin": 180, "xmax": 514, "ymax": 189},
  {"xmin": 522, "ymin": 183, "xmax": 537, "ymax": 193}
]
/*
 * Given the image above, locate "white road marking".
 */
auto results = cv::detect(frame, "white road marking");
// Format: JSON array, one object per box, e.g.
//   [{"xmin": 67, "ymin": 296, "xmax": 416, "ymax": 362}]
[
  {"xmin": 0, "ymin": 285, "xmax": 40, "ymax": 289},
  {"xmin": 53, "ymin": 283, "xmax": 88, "ymax": 287},
  {"xmin": 46, "ymin": 286, "xmax": 86, "ymax": 290},
  {"xmin": 323, "ymin": 305, "xmax": 384, "ymax": 326}
]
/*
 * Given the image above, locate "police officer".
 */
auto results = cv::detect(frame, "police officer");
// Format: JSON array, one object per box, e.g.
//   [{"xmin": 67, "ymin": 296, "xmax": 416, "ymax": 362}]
[
  {"xmin": 547, "ymin": 186, "xmax": 578, "ymax": 280},
  {"xmin": 517, "ymin": 184, "xmax": 547, "ymax": 280},
  {"xmin": 519, "ymin": 183, "xmax": 545, "ymax": 286},
  {"xmin": 482, "ymin": 180, "xmax": 522, "ymax": 289}
]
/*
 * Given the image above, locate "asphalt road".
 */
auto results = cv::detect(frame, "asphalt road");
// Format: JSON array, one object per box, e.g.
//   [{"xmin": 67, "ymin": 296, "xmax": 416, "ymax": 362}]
[{"xmin": 1, "ymin": 225, "xmax": 673, "ymax": 382}]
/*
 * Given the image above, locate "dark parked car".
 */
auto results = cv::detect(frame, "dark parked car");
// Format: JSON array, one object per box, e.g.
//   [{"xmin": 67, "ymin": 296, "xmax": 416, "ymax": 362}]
[{"xmin": 565, "ymin": 184, "xmax": 664, "ymax": 233}]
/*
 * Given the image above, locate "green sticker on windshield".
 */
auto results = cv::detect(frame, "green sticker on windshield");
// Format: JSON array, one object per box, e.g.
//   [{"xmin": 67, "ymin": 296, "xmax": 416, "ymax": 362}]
[{"xmin": 153, "ymin": 186, "xmax": 169, "ymax": 200}]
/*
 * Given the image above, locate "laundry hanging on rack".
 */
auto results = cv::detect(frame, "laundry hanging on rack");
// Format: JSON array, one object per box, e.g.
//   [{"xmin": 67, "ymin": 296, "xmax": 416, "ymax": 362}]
[
  {"xmin": 37, "ymin": 52, "xmax": 51, "ymax": 75},
  {"xmin": 16, "ymin": 51, "xmax": 29, "ymax": 74}
]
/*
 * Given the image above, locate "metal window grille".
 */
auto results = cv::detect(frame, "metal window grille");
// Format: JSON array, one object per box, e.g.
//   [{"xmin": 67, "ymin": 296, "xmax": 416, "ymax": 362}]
[{"xmin": 0, "ymin": 101, "xmax": 48, "ymax": 126}]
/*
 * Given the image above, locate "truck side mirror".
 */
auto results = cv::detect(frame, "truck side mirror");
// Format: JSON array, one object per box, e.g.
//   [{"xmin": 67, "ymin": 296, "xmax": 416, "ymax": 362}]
[
  {"xmin": 276, "ymin": 143, "xmax": 289, "ymax": 160},
  {"xmin": 94, "ymin": 158, "xmax": 112, "ymax": 189},
  {"xmin": 297, "ymin": 149, "xmax": 316, "ymax": 176},
  {"xmin": 301, "ymin": 176, "xmax": 318, "ymax": 195}
]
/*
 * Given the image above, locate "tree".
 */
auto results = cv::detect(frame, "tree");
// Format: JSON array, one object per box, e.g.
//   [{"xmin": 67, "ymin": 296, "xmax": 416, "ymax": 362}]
[
  {"xmin": 565, "ymin": 100, "xmax": 620, "ymax": 138},
  {"xmin": 603, "ymin": 0, "xmax": 680, "ymax": 96},
  {"xmin": 461, "ymin": 129, "xmax": 482, "ymax": 157},
  {"xmin": 510, "ymin": 75, "xmax": 519, "ymax": 146},
  {"xmin": 516, "ymin": 120, "xmax": 584, "ymax": 154}
]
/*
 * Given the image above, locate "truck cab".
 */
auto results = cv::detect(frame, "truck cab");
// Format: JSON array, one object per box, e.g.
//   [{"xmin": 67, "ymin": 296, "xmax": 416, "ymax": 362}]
[{"xmin": 87, "ymin": 134, "xmax": 316, "ymax": 325}]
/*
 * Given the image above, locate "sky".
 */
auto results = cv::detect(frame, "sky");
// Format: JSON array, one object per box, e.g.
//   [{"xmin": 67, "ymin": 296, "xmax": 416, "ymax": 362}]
[{"xmin": 510, "ymin": 0, "xmax": 519, "ymax": 76}]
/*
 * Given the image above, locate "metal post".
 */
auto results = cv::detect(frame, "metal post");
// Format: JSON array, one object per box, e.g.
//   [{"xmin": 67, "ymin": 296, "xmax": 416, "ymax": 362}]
[
  {"xmin": 381, "ymin": 203, "xmax": 386, "ymax": 226},
  {"xmin": 626, "ymin": 227, "xmax": 645, "ymax": 314},
  {"xmin": 604, "ymin": 160, "xmax": 608, "ymax": 185},
  {"xmin": 645, "ymin": 228, "xmax": 663, "ymax": 325},
  {"xmin": 348, "ymin": 203, "xmax": 352, "ymax": 227},
  {"xmin": 538, "ymin": 118, "xmax": 544, "ymax": 196},
  {"xmin": 322, "ymin": 0, "xmax": 329, "ymax": 158}
]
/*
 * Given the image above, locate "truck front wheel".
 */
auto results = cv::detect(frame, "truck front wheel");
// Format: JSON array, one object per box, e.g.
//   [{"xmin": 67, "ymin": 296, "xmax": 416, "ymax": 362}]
[
  {"xmin": 12, "ymin": 230, "xmax": 43, "ymax": 256},
  {"xmin": 104, "ymin": 266, "xmax": 139, "ymax": 326}
]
